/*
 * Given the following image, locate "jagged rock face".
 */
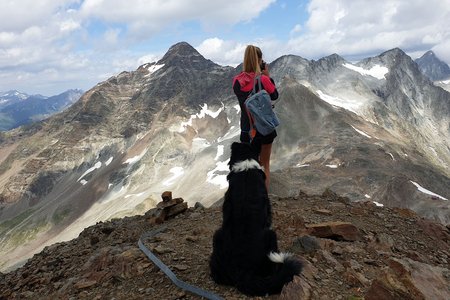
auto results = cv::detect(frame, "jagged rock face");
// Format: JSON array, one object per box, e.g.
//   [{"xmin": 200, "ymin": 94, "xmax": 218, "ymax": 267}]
[
  {"xmin": 0, "ymin": 42, "xmax": 449, "ymax": 272},
  {"xmin": 415, "ymin": 50, "xmax": 450, "ymax": 81}
]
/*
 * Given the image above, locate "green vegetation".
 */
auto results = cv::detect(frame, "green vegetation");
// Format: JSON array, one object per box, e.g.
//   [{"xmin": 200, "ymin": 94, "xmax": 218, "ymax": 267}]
[
  {"xmin": 0, "ymin": 209, "xmax": 36, "ymax": 237},
  {"xmin": 52, "ymin": 207, "xmax": 72, "ymax": 225},
  {"xmin": 8, "ymin": 218, "xmax": 50, "ymax": 247}
]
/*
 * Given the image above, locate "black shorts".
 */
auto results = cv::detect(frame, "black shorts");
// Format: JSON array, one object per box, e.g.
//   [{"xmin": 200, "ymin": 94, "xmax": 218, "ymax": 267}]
[{"xmin": 240, "ymin": 130, "xmax": 277, "ymax": 145}]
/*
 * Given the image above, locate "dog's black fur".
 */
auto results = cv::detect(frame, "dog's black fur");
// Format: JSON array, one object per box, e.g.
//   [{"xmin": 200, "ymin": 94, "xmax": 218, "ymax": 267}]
[{"xmin": 209, "ymin": 142, "xmax": 302, "ymax": 296}]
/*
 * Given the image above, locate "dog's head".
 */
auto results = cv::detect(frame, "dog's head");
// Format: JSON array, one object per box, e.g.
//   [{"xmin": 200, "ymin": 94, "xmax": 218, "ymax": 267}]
[{"xmin": 228, "ymin": 142, "xmax": 263, "ymax": 174}]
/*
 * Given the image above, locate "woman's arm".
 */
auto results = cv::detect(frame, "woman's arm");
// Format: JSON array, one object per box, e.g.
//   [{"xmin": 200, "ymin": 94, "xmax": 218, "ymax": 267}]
[{"xmin": 261, "ymin": 75, "xmax": 279, "ymax": 100}]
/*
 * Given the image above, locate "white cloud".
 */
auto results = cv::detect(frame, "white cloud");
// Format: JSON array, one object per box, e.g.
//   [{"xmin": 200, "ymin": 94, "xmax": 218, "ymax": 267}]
[
  {"xmin": 0, "ymin": 1, "xmax": 78, "ymax": 32},
  {"xmin": 79, "ymin": 0, "xmax": 276, "ymax": 36},
  {"xmin": 287, "ymin": 0, "xmax": 450, "ymax": 61},
  {"xmin": 290, "ymin": 24, "xmax": 302, "ymax": 36},
  {"xmin": 196, "ymin": 38, "xmax": 246, "ymax": 66}
]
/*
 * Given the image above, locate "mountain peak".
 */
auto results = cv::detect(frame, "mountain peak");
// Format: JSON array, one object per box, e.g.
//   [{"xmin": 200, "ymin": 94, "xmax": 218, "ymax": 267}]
[
  {"xmin": 1, "ymin": 90, "xmax": 28, "ymax": 99},
  {"xmin": 380, "ymin": 47, "xmax": 408, "ymax": 59},
  {"xmin": 423, "ymin": 50, "xmax": 435, "ymax": 57},
  {"xmin": 415, "ymin": 50, "xmax": 450, "ymax": 81},
  {"xmin": 312, "ymin": 53, "xmax": 346, "ymax": 72},
  {"xmin": 160, "ymin": 42, "xmax": 202, "ymax": 62},
  {"xmin": 158, "ymin": 41, "xmax": 218, "ymax": 70},
  {"xmin": 167, "ymin": 41, "xmax": 200, "ymax": 55}
]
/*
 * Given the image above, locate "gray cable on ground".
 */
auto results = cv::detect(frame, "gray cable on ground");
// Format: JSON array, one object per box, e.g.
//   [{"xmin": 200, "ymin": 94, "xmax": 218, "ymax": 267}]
[{"xmin": 138, "ymin": 227, "xmax": 223, "ymax": 300}]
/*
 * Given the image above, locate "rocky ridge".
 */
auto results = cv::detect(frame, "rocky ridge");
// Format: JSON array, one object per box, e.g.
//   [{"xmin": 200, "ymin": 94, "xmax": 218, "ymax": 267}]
[{"xmin": 1, "ymin": 189, "xmax": 448, "ymax": 300}]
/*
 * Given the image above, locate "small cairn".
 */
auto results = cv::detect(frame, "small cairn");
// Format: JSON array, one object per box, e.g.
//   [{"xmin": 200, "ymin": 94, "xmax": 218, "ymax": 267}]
[{"xmin": 145, "ymin": 191, "xmax": 188, "ymax": 225}]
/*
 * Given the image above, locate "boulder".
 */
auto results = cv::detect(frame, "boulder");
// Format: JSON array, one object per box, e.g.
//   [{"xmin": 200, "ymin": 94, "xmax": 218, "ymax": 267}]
[
  {"xmin": 280, "ymin": 276, "xmax": 311, "ymax": 300},
  {"xmin": 164, "ymin": 202, "xmax": 188, "ymax": 218},
  {"xmin": 307, "ymin": 221, "xmax": 361, "ymax": 241},
  {"xmin": 161, "ymin": 191, "xmax": 172, "ymax": 202},
  {"xmin": 156, "ymin": 197, "xmax": 184, "ymax": 209},
  {"xmin": 365, "ymin": 258, "xmax": 450, "ymax": 300}
]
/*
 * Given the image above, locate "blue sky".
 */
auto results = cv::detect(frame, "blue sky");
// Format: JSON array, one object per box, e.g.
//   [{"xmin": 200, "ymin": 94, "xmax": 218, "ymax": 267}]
[{"xmin": 1, "ymin": 0, "xmax": 449, "ymax": 95}]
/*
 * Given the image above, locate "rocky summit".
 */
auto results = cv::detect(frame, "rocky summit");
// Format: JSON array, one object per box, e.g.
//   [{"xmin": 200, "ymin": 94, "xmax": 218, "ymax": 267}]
[{"xmin": 1, "ymin": 189, "xmax": 449, "ymax": 300}]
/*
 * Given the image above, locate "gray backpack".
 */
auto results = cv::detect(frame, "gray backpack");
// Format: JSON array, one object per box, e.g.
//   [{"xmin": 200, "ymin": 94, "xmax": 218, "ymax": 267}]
[{"xmin": 244, "ymin": 76, "xmax": 280, "ymax": 139}]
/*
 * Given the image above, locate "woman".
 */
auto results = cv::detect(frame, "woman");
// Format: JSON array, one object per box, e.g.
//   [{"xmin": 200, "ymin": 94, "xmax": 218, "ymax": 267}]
[{"xmin": 232, "ymin": 45, "xmax": 279, "ymax": 191}]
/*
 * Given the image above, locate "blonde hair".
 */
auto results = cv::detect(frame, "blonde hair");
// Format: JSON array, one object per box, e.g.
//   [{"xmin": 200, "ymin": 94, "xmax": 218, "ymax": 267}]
[{"xmin": 243, "ymin": 45, "xmax": 262, "ymax": 73}]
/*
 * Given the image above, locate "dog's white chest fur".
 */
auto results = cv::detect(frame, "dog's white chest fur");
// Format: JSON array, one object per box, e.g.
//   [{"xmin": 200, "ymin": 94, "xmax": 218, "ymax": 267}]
[{"xmin": 231, "ymin": 159, "xmax": 263, "ymax": 173}]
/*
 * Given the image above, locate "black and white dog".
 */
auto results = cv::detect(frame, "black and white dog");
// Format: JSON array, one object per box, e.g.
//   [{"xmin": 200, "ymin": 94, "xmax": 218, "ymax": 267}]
[{"xmin": 209, "ymin": 142, "xmax": 302, "ymax": 296}]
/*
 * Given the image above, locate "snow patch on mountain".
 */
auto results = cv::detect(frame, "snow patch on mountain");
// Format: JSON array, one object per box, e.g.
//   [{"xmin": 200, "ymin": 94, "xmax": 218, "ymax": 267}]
[
  {"xmin": 343, "ymin": 63, "xmax": 389, "ymax": 80},
  {"xmin": 105, "ymin": 157, "xmax": 113, "ymax": 166},
  {"xmin": 77, "ymin": 161, "xmax": 102, "ymax": 182},
  {"xmin": 351, "ymin": 126, "xmax": 372, "ymax": 138},
  {"xmin": 177, "ymin": 104, "xmax": 224, "ymax": 132},
  {"xmin": 123, "ymin": 148, "xmax": 148, "ymax": 165},
  {"xmin": 295, "ymin": 164, "xmax": 310, "ymax": 168},
  {"xmin": 410, "ymin": 181, "xmax": 448, "ymax": 201},
  {"xmin": 316, "ymin": 90, "xmax": 360, "ymax": 114},
  {"xmin": 144, "ymin": 63, "xmax": 164, "ymax": 77}
]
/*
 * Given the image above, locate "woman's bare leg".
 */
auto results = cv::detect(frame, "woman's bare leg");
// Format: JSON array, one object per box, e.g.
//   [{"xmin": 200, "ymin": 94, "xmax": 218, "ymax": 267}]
[{"xmin": 259, "ymin": 143, "xmax": 272, "ymax": 191}]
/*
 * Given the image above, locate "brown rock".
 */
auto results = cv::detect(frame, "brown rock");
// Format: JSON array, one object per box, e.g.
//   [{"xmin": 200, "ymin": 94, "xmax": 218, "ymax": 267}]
[
  {"xmin": 280, "ymin": 275, "xmax": 311, "ymax": 300},
  {"xmin": 307, "ymin": 221, "xmax": 361, "ymax": 241},
  {"xmin": 365, "ymin": 258, "xmax": 450, "ymax": 300},
  {"xmin": 75, "ymin": 279, "xmax": 97, "ymax": 289},
  {"xmin": 291, "ymin": 235, "xmax": 321, "ymax": 254},
  {"xmin": 145, "ymin": 208, "xmax": 166, "ymax": 225},
  {"xmin": 344, "ymin": 269, "xmax": 369, "ymax": 287},
  {"xmin": 161, "ymin": 191, "xmax": 172, "ymax": 202},
  {"xmin": 164, "ymin": 202, "xmax": 188, "ymax": 218},
  {"xmin": 173, "ymin": 265, "xmax": 189, "ymax": 271},
  {"xmin": 368, "ymin": 232, "xmax": 394, "ymax": 252},
  {"xmin": 153, "ymin": 245, "xmax": 172, "ymax": 254},
  {"xmin": 350, "ymin": 206, "xmax": 366, "ymax": 216},
  {"xmin": 314, "ymin": 208, "xmax": 332, "ymax": 216},
  {"xmin": 320, "ymin": 250, "xmax": 344, "ymax": 272},
  {"xmin": 416, "ymin": 218, "xmax": 450, "ymax": 244},
  {"xmin": 156, "ymin": 197, "xmax": 184, "ymax": 209}
]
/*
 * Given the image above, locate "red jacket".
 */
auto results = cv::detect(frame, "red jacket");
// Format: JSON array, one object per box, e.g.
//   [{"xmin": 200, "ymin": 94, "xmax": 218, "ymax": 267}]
[{"xmin": 232, "ymin": 72, "xmax": 279, "ymax": 141}]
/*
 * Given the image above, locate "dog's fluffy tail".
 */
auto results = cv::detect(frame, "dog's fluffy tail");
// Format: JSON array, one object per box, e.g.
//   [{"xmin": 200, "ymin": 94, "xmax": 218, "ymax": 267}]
[{"xmin": 236, "ymin": 252, "xmax": 303, "ymax": 296}]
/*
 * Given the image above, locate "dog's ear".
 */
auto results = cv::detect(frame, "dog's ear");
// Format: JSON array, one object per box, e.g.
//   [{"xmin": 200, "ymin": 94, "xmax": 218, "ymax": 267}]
[
  {"xmin": 229, "ymin": 142, "xmax": 241, "ymax": 169},
  {"xmin": 229, "ymin": 142, "xmax": 262, "ymax": 170},
  {"xmin": 230, "ymin": 142, "xmax": 242, "ymax": 153}
]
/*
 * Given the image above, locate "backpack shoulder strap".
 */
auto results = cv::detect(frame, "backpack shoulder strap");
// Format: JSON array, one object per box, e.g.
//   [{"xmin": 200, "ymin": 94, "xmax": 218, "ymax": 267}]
[{"xmin": 251, "ymin": 75, "xmax": 263, "ymax": 95}]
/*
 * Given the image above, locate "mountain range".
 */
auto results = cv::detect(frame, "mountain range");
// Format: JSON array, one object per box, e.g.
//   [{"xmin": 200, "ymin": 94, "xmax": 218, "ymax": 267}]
[
  {"xmin": 0, "ymin": 42, "xmax": 449, "ymax": 272},
  {"xmin": 0, "ymin": 89, "xmax": 83, "ymax": 131}
]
